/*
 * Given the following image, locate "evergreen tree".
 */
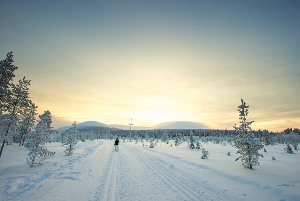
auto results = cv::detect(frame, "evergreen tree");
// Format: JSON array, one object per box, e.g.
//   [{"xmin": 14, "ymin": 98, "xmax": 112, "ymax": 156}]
[
  {"xmin": 234, "ymin": 99, "xmax": 264, "ymax": 169},
  {"xmin": 196, "ymin": 141, "xmax": 202, "ymax": 149},
  {"xmin": 0, "ymin": 77, "xmax": 33, "ymax": 157},
  {"xmin": 25, "ymin": 111, "xmax": 55, "ymax": 167},
  {"xmin": 0, "ymin": 52, "xmax": 18, "ymax": 157},
  {"xmin": 64, "ymin": 122, "xmax": 77, "ymax": 156},
  {"xmin": 18, "ymin": 101, "xmax": 37, "ymax": 146},
  {"xmin": 284, "ymin": 144, "xmax": 293, "ymax": 154},
  {"xmin": 189, "ymin": 132, "xmax": 195, "ymax": 149},
  {"xmin": 0, "ymin": 51, "xmax": 18, "ymax": 113},
  {"xmin": 161, "ymin": 131, "xmax": 169, "ymax": 142},
  {"xmin": 201, "ymin": 148, "xmax": 209, "ymax": 159},
  {"xmin": 174, "ymin": 135, "xmax": 180, "ymax": 146}
]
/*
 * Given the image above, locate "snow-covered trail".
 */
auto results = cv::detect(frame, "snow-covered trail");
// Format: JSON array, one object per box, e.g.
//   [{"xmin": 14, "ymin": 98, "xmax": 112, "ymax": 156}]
[
  {"xmin": 118, "ymin": 143, "xmax": 229, "ymax": 201},
  {"xmin": 117, "ymin": 142, "xmax": 299, "ymax": 201},
  {"xmin": 131, "ymin": 144, "xmax": 295, "ymax": 201},
  {"xmin": 1, "ymin": 140, "xmax": 299, "ymax": 201}
]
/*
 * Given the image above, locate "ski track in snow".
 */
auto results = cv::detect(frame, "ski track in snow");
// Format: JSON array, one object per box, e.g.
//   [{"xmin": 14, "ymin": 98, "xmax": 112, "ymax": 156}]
[
  {"xmin": 129, "ymin": 145, "xmax": 228, "ymax": 201},
  {"xmin": 138, "ymin": 144, "xmax": 299, "ymax": 201},
  {"xmin": 91, "ymin": 147, "xmax": 119, "ymax": 201}
]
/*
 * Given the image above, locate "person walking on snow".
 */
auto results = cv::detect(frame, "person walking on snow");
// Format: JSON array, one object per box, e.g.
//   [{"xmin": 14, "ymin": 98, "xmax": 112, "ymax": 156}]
[{"xmin": 114, "ymin": 138, "xmax": 119, "ymax": 151}]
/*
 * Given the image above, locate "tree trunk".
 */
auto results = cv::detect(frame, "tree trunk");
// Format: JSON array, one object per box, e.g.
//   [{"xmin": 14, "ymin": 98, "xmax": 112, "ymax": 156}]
[{"xmin": 0, "ymin": 122, "xmax": 12, "ymax": 158}]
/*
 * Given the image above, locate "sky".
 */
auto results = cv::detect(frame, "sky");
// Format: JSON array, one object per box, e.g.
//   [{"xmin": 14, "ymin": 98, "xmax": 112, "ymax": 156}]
[{"xmin": 1, "ymin": 0, "xmax": 299, "ymax": 131}]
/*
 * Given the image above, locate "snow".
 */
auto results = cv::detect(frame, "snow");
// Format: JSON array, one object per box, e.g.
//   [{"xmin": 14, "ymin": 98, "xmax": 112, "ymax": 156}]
[{"xmin": 0, "ymin": 140, "xmax": 299, "ymax": 201}]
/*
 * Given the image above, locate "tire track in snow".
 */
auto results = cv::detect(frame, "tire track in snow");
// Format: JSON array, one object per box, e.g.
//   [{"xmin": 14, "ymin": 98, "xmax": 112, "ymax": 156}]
[{"xmin": 129, "ymin": 146, "xmax": 202, "ymax": 201}]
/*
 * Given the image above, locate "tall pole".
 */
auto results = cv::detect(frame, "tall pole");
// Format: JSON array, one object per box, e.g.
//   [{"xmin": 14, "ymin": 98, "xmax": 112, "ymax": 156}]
[{"xmin": 129, "ymin": 118, "xmax": 133, "ymax": 142}]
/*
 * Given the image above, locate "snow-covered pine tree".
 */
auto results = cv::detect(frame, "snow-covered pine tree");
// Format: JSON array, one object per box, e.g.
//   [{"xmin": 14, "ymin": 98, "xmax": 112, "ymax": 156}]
[
  {"xmin": 175, "ymin": 135, "xmax": 180, "ymax": 146},
  {"xmin": 64, "ymin": 122, "xmax": 77, "ymax": 156},
  {"xmin": 0, "ymin": 52, "xmax": 19, "ymax": 158},
  {"xmin": 0, "ymin": 51, "xmax": 18, "ymax": 113},
  {"xmin": 189, "ymin": 131, "xmax": 195, "ymax": 149},
  {"xmin": 18, "ymin": 101, "xmax": 37, "ymax": 146},
  {"xmin": 161, "ymin": 130, "xmax": 168, "ymax": 142},
  {"xmin": 25, "ymin": 111, "xmax": 55, "ymax": 167},
  {"xmin": 234, "ymin": 99, "xmax": 264, "ymax": 169},
  {"xmin": 284, "ymin": 144, "xmax": 293, "ymax": 154},
  {"xmin": 0, "ymin": 77, "xmax": 33, "ymax": 157}
]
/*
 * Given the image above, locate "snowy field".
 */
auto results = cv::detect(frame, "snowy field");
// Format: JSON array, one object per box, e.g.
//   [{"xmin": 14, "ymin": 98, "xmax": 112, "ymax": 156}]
[{"xmin": 0, "ymin": 140, "xmax": 299, "ymax": 201}]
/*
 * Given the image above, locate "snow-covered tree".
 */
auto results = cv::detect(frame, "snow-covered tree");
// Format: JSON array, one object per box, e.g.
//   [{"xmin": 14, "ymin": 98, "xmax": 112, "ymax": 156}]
[
  {"xmin": 0, "ymin": 52, "xmax": 18, "ymax": 157},
  {"xmin": 161, "ymin": 131, "xmax": 169, "ymax": 143},
  {"xmin": 234, "ymin": 99, "xmax": 264, "ymax": 169},
  {"xmin": 0, "ymin": 51, "xmax": 18, "ymax": 113},
  {"xmin": 64, "ymin": 122, "xmax": 77, "ymax": 156},
  {"xmin": 201, "ymin": 148, "xmax": 209, "ymax": 159},
  {"xmin": 25, "ymin": 111, "xmax": 55, "ymax": 167},
  {"xmin": 0, "ymin": 77, "xmax": 33, "ymax": 157},
  {"xmin": 189, "ymin": 131, "xmax": 195, "ymax": 149},
  {"xmin": 18, "ymin": 101, "xmax": 37, "ymax": 146},
  {"xmin": 149, "ymin": 138, "xmax": 155, "ymax": 148},
  {"xmin": 175, "ymin": 135, "xmax": 180, "ymax": 146},
  {"xmin": 196, "ymin": 141, "xmax": 202, "ymax": 149},
  {"xmin": 284, "ymin": 144, "xmax": 293, "ymax": 154}
]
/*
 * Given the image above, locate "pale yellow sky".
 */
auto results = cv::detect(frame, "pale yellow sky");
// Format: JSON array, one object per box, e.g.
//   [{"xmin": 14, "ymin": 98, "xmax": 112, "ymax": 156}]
[{"xmin": 1, "ymin": 1, "xmax": 300, "ymax": 131}]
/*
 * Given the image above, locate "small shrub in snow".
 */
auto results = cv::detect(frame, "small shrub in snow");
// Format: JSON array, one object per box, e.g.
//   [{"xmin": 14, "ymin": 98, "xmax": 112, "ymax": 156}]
[
  {"xmin": 196, "ymin": 141, "xmax": 202, "ymax": 149},
  {"xmin": 174, "ymin": 137, "xmax": 180, "ymax": 146},
  {"xmin": 284, "ymin": 144, "xmax": 294, "ymax": 154},
  {"xmin": 201, "ymin": 148, "xmax": 209, "ymax": 159},
  {"xmin": 149, "ymin": 142, "xmax": 155, "ymax": 148}
]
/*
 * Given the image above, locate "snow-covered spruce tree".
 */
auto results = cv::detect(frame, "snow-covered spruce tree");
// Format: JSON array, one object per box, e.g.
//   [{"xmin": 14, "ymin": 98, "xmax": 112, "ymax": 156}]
[
  {"xmin": 0, "ymin": 77, "xmax": 33, "ymax": 157},
  {"xmin": 25, "ymin": 111, "xmax": 55, "ymax": 167},
  {"xmin": 64, "ymin": 122, "xmax": 77, "ymax": 156},
  {"xmin": 233, "ymin": 99, "xmax": 264, "ymax": 169}
]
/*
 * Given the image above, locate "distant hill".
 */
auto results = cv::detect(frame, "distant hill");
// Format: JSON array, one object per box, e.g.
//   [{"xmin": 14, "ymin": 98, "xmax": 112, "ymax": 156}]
[
  {"xmin": 56, "ymin": 121, "xmax": 119, "ymax": 132},
  {"xmin": 109, "ymin": 124, "xmax": 151, "ymax": 130},
  {"xmin": 154, "ymin": 121, "xmax": 206, "ymax": 130},
  {"xmin": 77, "ymin": 121, "xmax": 108, "ymax": 128}
]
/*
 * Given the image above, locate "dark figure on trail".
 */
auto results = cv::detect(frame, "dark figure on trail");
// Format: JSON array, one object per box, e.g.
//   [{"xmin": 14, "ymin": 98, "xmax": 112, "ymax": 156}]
[{"xmin": 114, "ymin": 138, "xmax": 119, "ymax": 152}]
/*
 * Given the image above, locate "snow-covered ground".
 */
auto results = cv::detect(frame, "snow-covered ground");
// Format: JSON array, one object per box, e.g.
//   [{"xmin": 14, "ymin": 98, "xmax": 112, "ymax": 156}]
[{"xmin": 0, "ymin": 140, "xmax": 299, "ymax": 201}]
